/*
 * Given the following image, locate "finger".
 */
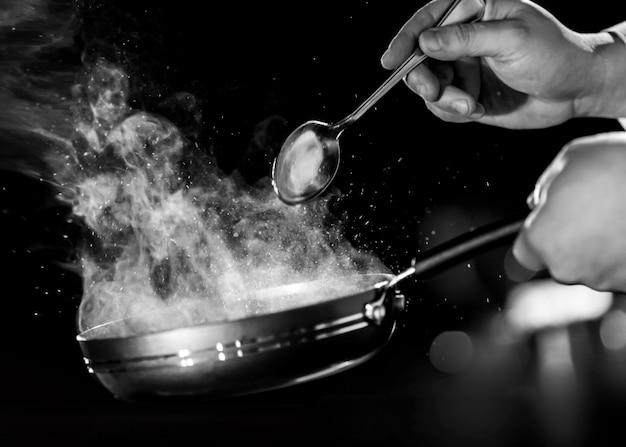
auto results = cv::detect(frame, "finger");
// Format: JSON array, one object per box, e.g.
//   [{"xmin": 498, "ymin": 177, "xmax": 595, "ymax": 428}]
[
  {"xmin": 512, "ymin": 229, "xmax": 545, "ymax": 272},
  {"xmin": 381, "ymin": 0, "xmax": 459, "ymax": 69},
  {"xmin": 403, "ymin": 63, "xmax": 441, "ymax": 102},
  {"xmin": 425, "ymin": 101, "xmax": 474, "ymax": 123},
  {"xmin": 429, "ymin": 83, "xmax": 485, "ymax": 118},
  {"xmin": 527, "ymin": 150, "xmax": 567, "ymax": 209},
  {"xmin": 404, "ymin": 59, "xmax": 458, "ymax": 103},
  {"xmin": 419, "ymin": 20, "xmax": 523, "ymax": 60}
]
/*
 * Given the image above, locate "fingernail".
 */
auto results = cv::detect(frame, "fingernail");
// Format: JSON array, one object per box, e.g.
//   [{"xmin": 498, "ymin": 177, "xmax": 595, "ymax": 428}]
[
  {"xmin": 512, "ymin": 233, "xmax": 544, "ymax": 272},
  {"xmin": 421, "ymin": 29, "xmax": 442, "ymax": 52},
  {"xmin": 380, "ymin": 49, "xmax": 390, "ymax": 68},
  {"xmin": 452, "ymin": 99, "xmax": 469, "ymax": 115},
  {"xmin": 469, "ymin": 102, "xmax": 485, "ymax": 118},
  {"xmin": 526, "ymin": 192, "xmax": 537, "ymax": 209},
  {"xmin": 526, "ymin": 185, "xmax": 542, "ymax": 210}
]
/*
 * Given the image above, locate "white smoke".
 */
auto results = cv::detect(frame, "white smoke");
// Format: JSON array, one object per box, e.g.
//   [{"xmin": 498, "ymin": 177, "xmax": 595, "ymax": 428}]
[{"xmin": 1, "ymin": 2, "xmax": 389, "ymax": 340}]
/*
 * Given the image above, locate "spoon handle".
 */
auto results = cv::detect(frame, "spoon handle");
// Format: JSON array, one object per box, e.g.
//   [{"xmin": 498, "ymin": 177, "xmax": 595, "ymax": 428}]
[{"xmin": 335, "ymin": 0, "xmax": 485, "ymax": 129}]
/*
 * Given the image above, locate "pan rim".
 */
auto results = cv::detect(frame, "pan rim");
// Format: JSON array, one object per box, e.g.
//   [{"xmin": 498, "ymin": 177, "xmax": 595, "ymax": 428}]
[{"xmin": 76, "ymin": 272, "xmax": 394, "ymax": 343}]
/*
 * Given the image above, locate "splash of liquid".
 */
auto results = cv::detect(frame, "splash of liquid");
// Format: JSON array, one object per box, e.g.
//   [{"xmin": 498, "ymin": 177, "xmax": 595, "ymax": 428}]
[
  {"xmin": 0, "ymin": 2, "xmax": 388, "ymax": 340},
  {"xmin": 66, "ymin": 60, "xmax": 387, "ymax": 338}
]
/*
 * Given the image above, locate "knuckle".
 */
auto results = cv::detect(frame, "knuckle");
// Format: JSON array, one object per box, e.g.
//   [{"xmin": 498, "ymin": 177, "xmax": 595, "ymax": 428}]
[
  {"xmin": 451, "ymin": 23, "xmax": 474, "ymax": 47},
  {"xmin": 421, "ymin": 83, "xmax": 438, "ymax": 102},
  {"xmin": 541, "ymin": 244, "xmax": 587, "ymax": 287},
  {"xmin": 422, "ymin": 89, "xmax": 438, "ymax": 102},
  {"xmin": 406, "ymin": 71, "xmax": 437, "ymax": 101},
  {"xmin": 580, "ymin": 265, "xmax": 617, "ymax": 292}
]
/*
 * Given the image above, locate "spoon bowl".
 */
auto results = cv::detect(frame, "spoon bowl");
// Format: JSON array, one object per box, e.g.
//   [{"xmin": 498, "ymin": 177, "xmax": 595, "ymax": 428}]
[
  {"xmin": 272, "ymin": 0, "xmax": 486, "ymax": 205},
  {"xmin": 272, "ymin": 120, "xmax": 343, "ymax": 205}
]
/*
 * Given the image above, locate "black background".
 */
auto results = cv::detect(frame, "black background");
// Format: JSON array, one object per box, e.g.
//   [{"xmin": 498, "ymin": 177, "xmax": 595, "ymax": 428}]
[{"xmin": 1, "ymin": 1, "xmax": 625, "ymax": 446}]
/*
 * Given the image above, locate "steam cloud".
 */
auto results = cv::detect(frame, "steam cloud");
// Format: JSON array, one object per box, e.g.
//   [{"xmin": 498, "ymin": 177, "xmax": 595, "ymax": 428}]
[{"xmin": 2, "ymin": 1, "xmax": 388, "ymax": 339}]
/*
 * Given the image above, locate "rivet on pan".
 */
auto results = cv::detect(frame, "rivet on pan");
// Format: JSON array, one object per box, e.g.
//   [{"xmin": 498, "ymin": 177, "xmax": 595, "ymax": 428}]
[
  {"xmin": 181, "ymin": 358, "xmax": 194, "ymax": 367},
  {"xmin": 364, "ymin": 303, "xmax": 386, "ymax": 325}
]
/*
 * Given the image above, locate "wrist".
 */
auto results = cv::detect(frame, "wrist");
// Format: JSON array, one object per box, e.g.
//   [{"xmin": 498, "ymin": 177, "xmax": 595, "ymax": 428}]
[{"xmin": 574, "ymin": 31, "xmax": 626, "ymax": 119}]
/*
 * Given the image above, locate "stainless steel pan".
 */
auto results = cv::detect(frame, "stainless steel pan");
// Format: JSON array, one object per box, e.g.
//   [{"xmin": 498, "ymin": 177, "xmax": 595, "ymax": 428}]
[{"xmin": 77, "ymin": 215, "xmax": 524, "ymax": 402}]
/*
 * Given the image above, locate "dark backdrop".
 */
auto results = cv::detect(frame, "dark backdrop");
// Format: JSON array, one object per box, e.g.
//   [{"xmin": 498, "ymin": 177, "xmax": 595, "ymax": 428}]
[{"xmin": 0, "ymin": 1, "xmax": 624, "ymax": 446}]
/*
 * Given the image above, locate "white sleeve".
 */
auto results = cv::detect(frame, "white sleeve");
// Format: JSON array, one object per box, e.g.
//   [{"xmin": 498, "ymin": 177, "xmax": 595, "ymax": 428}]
[
  {"xmin": 606, "ymin": 23, "xmax": 626, "ymax": 45},
  {"xmin": 605, "ymin": 23, "xmax": 626, "ymax": 130}
]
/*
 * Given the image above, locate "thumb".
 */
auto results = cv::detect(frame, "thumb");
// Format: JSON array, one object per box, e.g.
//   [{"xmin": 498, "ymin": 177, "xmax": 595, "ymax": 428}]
[{"xmin": 419, "ymin": 20, "xmax": 520, "ymax": 60}]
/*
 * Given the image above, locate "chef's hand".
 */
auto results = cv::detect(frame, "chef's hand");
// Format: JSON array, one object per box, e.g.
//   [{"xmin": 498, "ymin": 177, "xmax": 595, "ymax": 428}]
[
  {"xmin": 512, "ymin": 132, "xmax": 626, "ymax": 292},
  {"xmin": 381, "ymin": 0, "xmax": 626, "ymax": 129}
]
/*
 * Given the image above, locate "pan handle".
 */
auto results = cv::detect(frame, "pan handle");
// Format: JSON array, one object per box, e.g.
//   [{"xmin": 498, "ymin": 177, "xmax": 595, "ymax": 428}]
[
  {"xmin": 391, "ymin": 213, "xmax": 526, "ymax": 288},
  {"xmin": 365, "ymin": 213, "xmax": 527, "ymax": 325}
]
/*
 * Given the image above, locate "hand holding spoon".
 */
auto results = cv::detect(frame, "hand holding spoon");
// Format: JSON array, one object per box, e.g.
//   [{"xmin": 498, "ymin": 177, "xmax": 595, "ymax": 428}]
[{"xmin": 272, "ymin": 0, "xmax": 486, "ymax": 205}]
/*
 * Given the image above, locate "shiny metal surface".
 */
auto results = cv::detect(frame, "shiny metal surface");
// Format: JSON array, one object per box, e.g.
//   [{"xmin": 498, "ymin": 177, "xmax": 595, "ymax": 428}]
[
  {"xmin": 78, "ymin": 274, "xmax": 401, "ymax": 401},
  {"xmin": 77, "ymin": 215, "xmax": 523, "ymax": 402},
  {"xmin": 272, "ymin": 0, "xmax": 486, "ymax": 205}
]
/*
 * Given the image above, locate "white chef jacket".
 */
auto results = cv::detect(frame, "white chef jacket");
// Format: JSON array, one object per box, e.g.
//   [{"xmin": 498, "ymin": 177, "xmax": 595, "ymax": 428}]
[{"xmin": 606, "ymin": 25, "xmax": 626, "ymax": 130}]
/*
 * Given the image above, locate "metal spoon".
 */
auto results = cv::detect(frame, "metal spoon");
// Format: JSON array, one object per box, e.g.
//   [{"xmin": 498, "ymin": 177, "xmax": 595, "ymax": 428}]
[{"xmin": 272, "ymin": 0, "xmax": 486, "ymax": 205}]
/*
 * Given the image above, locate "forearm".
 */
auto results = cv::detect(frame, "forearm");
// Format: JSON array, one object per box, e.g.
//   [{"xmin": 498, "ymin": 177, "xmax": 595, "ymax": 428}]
[{"xmin": 575, "ymin": 23, "xmax": 626, "ymax": 120}]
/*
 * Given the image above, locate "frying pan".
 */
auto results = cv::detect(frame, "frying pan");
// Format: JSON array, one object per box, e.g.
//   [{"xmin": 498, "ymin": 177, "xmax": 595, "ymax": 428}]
[{"xmin": 77, "ymin": 214, "xmax": 525, "ymax": 402}]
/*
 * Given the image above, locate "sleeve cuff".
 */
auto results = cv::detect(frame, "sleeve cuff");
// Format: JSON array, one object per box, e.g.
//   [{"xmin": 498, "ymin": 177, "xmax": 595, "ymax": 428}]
[
  {"xmin": 604, "ymin": 24, "xmax": 626, "ymax": 129},
  {"xmin": 605, "ymin": 24, "xmax": 626, "ymax": 46}
]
